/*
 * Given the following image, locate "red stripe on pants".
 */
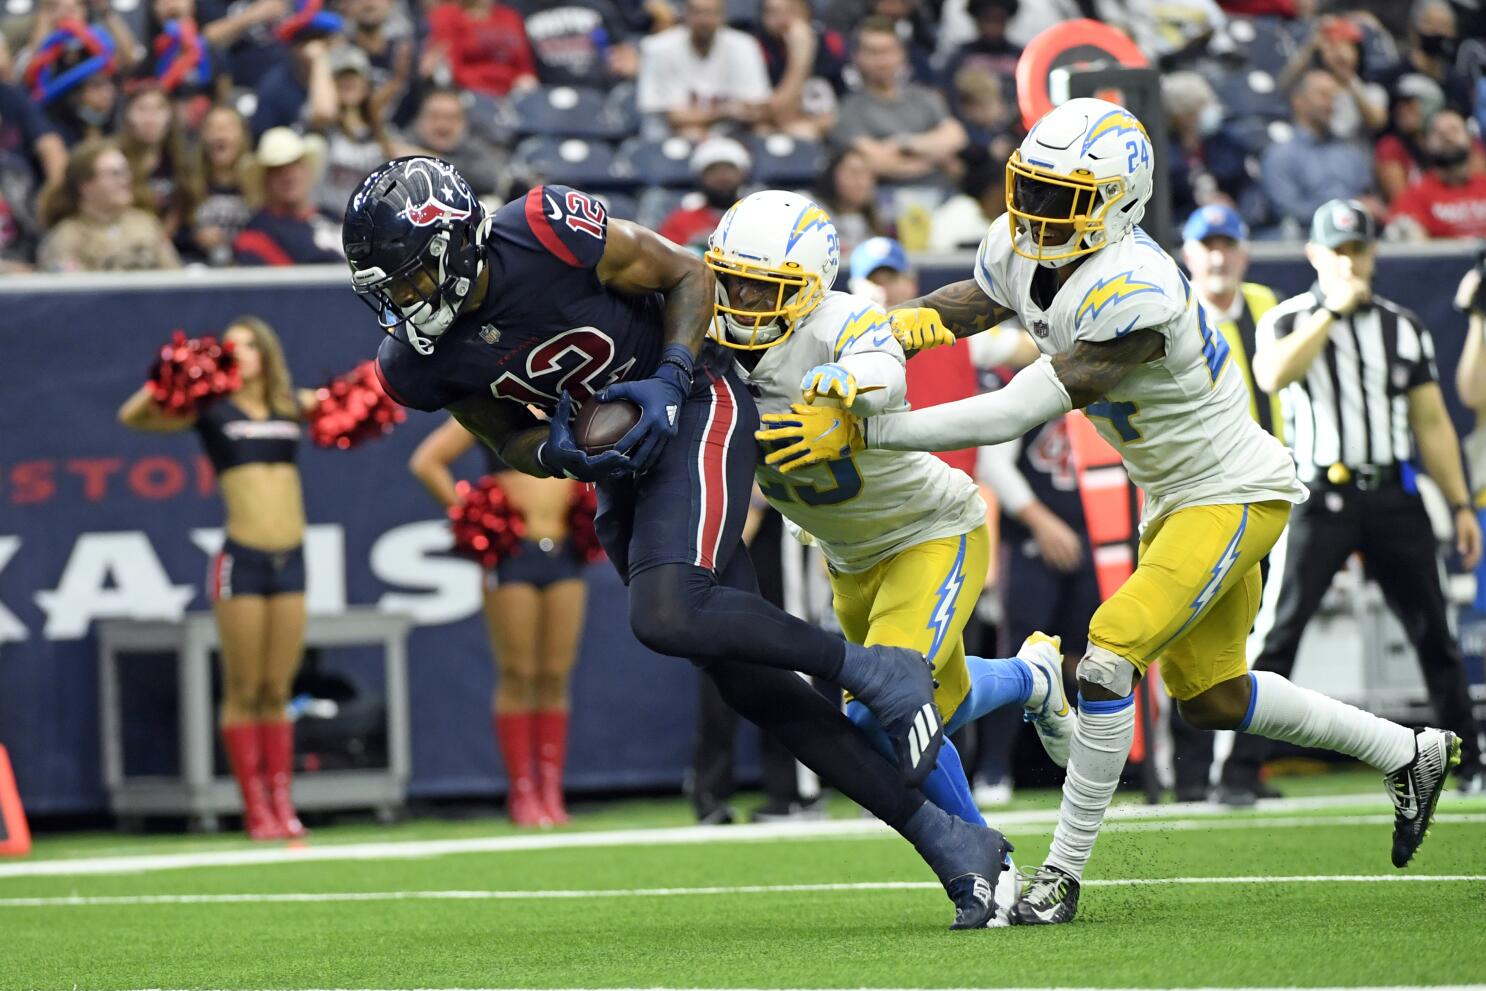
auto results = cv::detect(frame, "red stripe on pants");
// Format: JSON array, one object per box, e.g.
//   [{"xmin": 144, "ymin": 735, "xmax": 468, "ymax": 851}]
[{"xmin": 695, "ymin": 375, "xmax": 736, "ymax": 572}]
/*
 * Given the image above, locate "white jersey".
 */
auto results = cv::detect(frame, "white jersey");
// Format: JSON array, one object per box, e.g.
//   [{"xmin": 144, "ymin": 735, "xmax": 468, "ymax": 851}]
[
  {"xmin": 738, "ymin": 291, "xmax": 987, "ymax": 573},
  {"xmin": 975, "ymin": 222, "xmax": 1306, "ymax": 525}
]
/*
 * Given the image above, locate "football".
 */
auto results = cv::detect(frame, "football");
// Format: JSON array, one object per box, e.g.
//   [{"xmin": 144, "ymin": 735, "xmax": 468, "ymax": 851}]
[{"xmin": 574, "ymin": 395, "xmax": 641, "ymax": 454}]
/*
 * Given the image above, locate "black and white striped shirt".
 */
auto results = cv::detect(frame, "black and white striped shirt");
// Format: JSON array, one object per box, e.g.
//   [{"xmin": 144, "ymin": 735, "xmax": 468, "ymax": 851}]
[{"xmin": 1257, "ymin": 288, "xmax": 1439, "ymax": 484}]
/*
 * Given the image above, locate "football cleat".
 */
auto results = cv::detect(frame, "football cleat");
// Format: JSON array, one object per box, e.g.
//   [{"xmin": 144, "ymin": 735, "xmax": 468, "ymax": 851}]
[
  {"xmin": 1019, "ymin": 632, "xmax": 1074, "ymax": 768},
  {"xmin": 1009, "ymin": 864, "xmax": 1081, "ymax": 925},
  {"xmin": 943, "ymin": 826, "xmax": 1015, "ymax": 930},
  {"xmin": 1387, "ymin": 728, "xmax": 1460, "ymax": 868},
  {"xmin": 848, "ymin": 645, "xmax": 944, "ymax": 787}
]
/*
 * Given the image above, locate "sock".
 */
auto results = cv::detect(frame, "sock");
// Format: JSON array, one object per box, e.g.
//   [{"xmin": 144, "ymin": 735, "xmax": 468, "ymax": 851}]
[
  {"xmin": 1046, "ymin": 693, "xmax": 1136, "ymax": 881},
  {"xmin": 1242, "ymin": 671, "xmax": 1415, "ymax": 773},
  {"xmin": 846, "ymin": 700, "xmax": 985, "ymax": 826},
  {"xmin": 945, "ymin": 656, "xmax": 1036, "ymax": 735},
  {"xmin": 493, "ymin": 712, "xmax": 537, "ymax": 796}
]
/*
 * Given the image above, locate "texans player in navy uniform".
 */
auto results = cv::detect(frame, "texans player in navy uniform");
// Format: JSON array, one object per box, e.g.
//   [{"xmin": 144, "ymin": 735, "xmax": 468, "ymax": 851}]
[{"xmin": 342, "ymin": 157, "xmax": 1013, "ymax": 927}]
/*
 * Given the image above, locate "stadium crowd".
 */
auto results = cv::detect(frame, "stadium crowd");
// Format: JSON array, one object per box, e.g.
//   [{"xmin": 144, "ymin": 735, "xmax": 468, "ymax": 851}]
[{"xmin": 1, "ymin": 0, "xmax": 1485, "ymax": 272}]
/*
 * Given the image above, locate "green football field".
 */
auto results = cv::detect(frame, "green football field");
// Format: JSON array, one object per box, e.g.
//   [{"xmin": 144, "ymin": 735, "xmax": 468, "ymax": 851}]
[{"xmin": 4, "ymin": 772, "xmax": 1485, "ymax": 991}]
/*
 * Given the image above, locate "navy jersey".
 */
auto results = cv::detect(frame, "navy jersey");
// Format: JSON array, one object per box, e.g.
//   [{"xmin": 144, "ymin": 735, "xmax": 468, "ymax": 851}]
[
  {"xmin": 375, "ymin": 184, "xmax": 666, "ymax": 415},
  {"xmin": 194, "ymin": 397, "xmax": 301, "ymax": 473}
]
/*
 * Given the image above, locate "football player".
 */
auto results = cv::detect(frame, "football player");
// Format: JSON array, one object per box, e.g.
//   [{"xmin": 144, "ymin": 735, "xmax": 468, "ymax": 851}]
[
  {"xmin": 762, "ymin": 99, "xmax": 1461, "ymax": 924},
  {"xmin": 342, "ymin": 157, "xmax": 1011, "ymax": 928},
  {"xmin": 708, "ymin": 191, "xmax": 1074, "ymax": 852}
]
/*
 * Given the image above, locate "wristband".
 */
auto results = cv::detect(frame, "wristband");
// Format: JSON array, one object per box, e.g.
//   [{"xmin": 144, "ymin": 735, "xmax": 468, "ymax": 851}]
[{"xmin": 1452, "ymin": 501, "xmax": 1473, "ymax": 515}]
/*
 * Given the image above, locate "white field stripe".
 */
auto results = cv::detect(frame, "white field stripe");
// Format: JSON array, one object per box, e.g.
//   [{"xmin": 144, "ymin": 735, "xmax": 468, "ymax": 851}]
[
  {"xmin": 4, "ymin": 794, "xmax": 1480, "ymax": 880},
  {"xmin": 102, "ymin": 987, "xmax": 1486, "ymax": 991},
  {"xmin": 3, "ymin": 874, "xmax": 1484, "ymax": 908}
]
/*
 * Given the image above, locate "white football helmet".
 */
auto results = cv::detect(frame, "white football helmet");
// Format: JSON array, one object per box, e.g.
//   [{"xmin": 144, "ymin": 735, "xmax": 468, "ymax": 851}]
[
  {"xmin": 704, "ymin": 189, "xmax": 840, "ymax": 350},
  {"xmin": 1006, "ymin": 97, "xmax": 1156, "ymax": 268}
]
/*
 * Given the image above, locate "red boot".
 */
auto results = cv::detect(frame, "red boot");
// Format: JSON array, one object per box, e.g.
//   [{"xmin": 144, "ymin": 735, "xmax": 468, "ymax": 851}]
[
  {"xmin": 222, "ymin": 724, "xmax": 283, "ymax": 840},
  {"xmin": 494, "ymin": 713, "xmax": 548, "ymax": 827},
  {"xmin": 534, "ymin": 710, "xmax": 570, "ymax": 825},
  {"xmin": 259, "ymin": 721, "xmax": 308, "ymax": 839}
]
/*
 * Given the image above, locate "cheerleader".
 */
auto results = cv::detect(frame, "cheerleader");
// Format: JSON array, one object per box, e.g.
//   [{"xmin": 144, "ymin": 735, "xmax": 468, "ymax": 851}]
[
  {"xmin": 409, "ymin": 418, "xmax": 590, "ymax": 826},
  {"xmin": 118, "ymin": 316, "xmax": 312, "ymax": 840}
]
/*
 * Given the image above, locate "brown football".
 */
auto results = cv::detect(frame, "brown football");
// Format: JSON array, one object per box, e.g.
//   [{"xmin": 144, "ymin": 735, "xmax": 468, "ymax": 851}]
[{"xmin": 574, "ymin": 395, "xmax": 641, "ymax": 454}]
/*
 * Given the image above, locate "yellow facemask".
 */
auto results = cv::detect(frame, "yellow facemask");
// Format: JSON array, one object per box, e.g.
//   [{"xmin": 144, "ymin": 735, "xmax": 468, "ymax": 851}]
[
  {"xmin": 1004, "ymin": 150, "xmax": 1128, "ymax": 264},
  {"xmin": 704, "ymin": 251, "xmax": 824, "ymax": 351}
]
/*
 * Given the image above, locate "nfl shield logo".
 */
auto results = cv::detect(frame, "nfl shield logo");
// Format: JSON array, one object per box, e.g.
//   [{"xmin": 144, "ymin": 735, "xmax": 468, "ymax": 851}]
[
  {"xmin": 480, "ymin": 324, "xmax": 502, "ymax": 345},
  {"xmin": 1032, "ymin": 319, "xmax": 1051, "ymax": 338}
]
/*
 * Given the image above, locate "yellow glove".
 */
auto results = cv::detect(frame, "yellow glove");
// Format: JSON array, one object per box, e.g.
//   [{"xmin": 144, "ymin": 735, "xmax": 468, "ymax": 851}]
[
  {"xmin": 890, "ymin": 307, "xmax": 955, "ymax": 353},
  {"xmin": 800, "ymin": 362, "xmax": 858, "ymax": 407},
  {"xmin": 756, "ymin": 403, "xmax": 865, "ymax": 474}
]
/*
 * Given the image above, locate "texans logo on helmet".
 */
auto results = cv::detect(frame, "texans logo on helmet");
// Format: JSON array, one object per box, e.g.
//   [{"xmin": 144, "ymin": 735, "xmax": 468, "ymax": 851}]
[{"xmin": 404, "ymin": 197, "xmax": 472, "ymax": 227}]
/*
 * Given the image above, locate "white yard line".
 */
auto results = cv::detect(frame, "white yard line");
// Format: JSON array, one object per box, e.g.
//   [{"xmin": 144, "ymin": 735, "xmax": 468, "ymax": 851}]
[
  {"xmin": 101, "ymin": 986, "xmax": 1486, "ymax": 991},
  {"xmin": 4, "ymin": 794, "xmax": 1480, "ymax": 880},
  {"xmin": 1, "ymin": 874, "xmax": 1483, "ymax": 908}
]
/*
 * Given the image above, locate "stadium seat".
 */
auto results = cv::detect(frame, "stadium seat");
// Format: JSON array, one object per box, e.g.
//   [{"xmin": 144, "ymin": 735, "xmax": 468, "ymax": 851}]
[
  {"xmin": 593, "ymin": 191, "xmax": 636, "ymax": 221},
  {"xmin": 636, "ymin": 186, "xmax": 694, "ymax": 231},
  {"xmin": 614, "ymin": 137, "xmax": 698, "ymax": 189},
  {"xmin": 1204, "ymin": 65, "xmax": 1288, "ymax": 122},
  {"xmin": 747, "ymin": 134, "xmax": 827, "ymax": 188},
  {"xmin": 1218, "ymin": 16, "xmax": 1295, "ymax": 77},
  {"xmin": 464, "ymin": 90, "xmax": 518, "ymax": 147},
  {"xmin": 513, "ymin": 137, "xmax": 622, "ymax": 191},
  {"xmin": 510, "ymin": 85, "xmax": 631, "ymax": 141}
]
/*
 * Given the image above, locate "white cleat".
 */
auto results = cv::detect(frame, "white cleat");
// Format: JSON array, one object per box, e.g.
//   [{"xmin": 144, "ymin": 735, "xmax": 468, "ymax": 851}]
[{"xmin": 1019, "ymin": 632, "xmax": 1074, "ymax": 768}]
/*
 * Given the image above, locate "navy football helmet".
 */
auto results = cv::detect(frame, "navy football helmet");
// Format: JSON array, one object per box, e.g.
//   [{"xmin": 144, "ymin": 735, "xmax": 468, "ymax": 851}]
[{"xmin": 343, "ymin": 156, "xmax": 489, "ymax": 355}]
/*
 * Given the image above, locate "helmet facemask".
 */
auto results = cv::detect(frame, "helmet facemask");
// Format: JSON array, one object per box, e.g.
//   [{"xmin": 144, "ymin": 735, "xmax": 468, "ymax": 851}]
[
  {"xmin": 350, "ymin": 213, "xmax": 489, "ymax": 355},
  {"xmin": 1005, "ymin": 151, "xmax": 1128, "ymax": 268},
  {"xmin": 704, "ymin": 253, "xmax": 822, "ymax": 351}
]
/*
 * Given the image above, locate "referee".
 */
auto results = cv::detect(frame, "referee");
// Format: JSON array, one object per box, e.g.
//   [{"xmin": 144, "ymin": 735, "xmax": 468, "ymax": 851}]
[{"xmin": 1218, "ymin": 198, "xmax": 1486, "ymax": 803}]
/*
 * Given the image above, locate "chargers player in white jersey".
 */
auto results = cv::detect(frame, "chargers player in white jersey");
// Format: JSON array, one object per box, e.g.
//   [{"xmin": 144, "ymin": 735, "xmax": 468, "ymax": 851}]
[
  {"xmin": 705, "ymin": 190, "xmax": 1076, "ymax": 924},
  {"xmin": 759, "ymin": 99, "xmax": 1461, "ymax": 925}
]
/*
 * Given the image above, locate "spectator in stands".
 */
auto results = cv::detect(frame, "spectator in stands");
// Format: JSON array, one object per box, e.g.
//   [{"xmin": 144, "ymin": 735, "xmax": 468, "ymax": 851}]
[
  {"xmin": 310, "ymin": 44, "xmax": 390, "ymax": 217},
  {"xmin": 118, "ymin": 315, "xmax": 315, "ymax": 840},
  {"xmin": 950, "ymin": 65, "xmax": 1016, "ymax": 162},
  {"xmin": 1163, "ymin": 70, "xmax": 1255, "ymax": 225},
  {"xmin": 513, "ymin": 0, "xmax": 639, "ymax": 87},
  {"xmin": 28, "ymin": 21, "xmax": 120, "ymax": 147},
  {"xmin": 15, "ymin": 0, "xmax": 139, "ymax": 80},
  {"xmin": 196, "ymin": 0, "xmax": 294, "ymax": 88},
  {"xmin": 831, "ymin": 17, "xmax": 966, "ymax": 184},
  {"xmin": 182, "ymin": 104, "xmax": 260, "ymax": 265},
  {"xmin": 636, "ymin": 0, "xmax": 771, "ymax": 142},
  {"xmin": 249, "ymin": 23, "xmax": 338, "ymax": 137},
  {"xmin": 928, "ymin": 146, "xmax": 1001, "ymax": 251},
  {"xmin": 658, "ymin": 134, "xmax": 750, "ymax": 250},
  {"xmin": 341, "ymin": 0, "xmax": 417, "ymax": 125},
  {"xmin": 233, "ymin": 126, "xmax": 341, "ymax": 265},
  {"xmin": 409, "ymin": 419, "xmax": 591, "ymax": 826},
  {"xmin": 1376, "ymin": 73, "xmax": 1448, "ymax": 203},
  {"xmin": 812, "ymin": 145, "xmax": 882, "ymax": 260},
  {"xmin": 1261, "ymin": 68, "xmax": 1374, "ymax": 233},
  {"xmin": 750, "ymin": 0, "xmax": 844, "ymax": 140},
  {"xmin": 1388, "ymin": 109, "xmax": 1486, "ymax": 240},
  {"xmin": 384, "ymin": 87, "xmax": 507, "ymax": 200},
  {"xmin": 118, "ymin": 83, "xmax": 193, "ymax": 237},
  {"xmin": 0, "ymin": 77, "xmax": 66, "ymax": 186},
  {"xmin": 1372, "ymin": 0, "xmax": 1475, "ymax": 121},
  {"xmin": 866, "ymin": 0, "xmax": 936, "ymax": 83},
  {"xmin": 1277, "ymin": 14, "xmax": 1387, "ymax": 140},
  {"xmin": 37, "ymin": 138, "xmax": 180, "ymax": 271},
  {"xmin": 141, "ymin": 0, "xmax": 228, "ymax": 119},
  {"xmin": 426, "ymin": 0, "xmax": 537, "ymax": 99},
  {"xmin": 944, "ymin": 0, "xmax": 1021, "ymax": 103}
]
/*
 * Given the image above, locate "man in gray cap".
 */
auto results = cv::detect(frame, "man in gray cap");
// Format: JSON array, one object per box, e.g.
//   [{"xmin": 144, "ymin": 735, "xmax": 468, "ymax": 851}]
[{"xmin": 1218, "ymin": 198, "xmax": 1486, "ymax": 801}]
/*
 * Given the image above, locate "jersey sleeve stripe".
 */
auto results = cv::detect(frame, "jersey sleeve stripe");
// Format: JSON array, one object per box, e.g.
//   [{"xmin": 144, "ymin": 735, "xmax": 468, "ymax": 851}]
[
  {"xmin": 523, "ymin": 186, "xmax": 584, "ymax": 268},
  {"xmin": 373, "ymin": 355, "xmax": 410, "ymax": 408}
]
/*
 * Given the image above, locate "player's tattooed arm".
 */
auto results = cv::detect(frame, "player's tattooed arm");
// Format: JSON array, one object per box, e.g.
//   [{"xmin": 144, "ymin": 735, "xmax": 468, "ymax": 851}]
[
  {"xmin": 596, "ymin": 218, "xmax": 714, "ymax": 356},
  {"xmin": 1051, "ymin": 329, "xmax": 1166, "ymax": 408},
  {"xmin": 448, "ymin": 392, "xmax": 552, "ymax": 478},
  {"xmin": 893, "ymin": 279, "xmax": 1015, "ymax": 340}
]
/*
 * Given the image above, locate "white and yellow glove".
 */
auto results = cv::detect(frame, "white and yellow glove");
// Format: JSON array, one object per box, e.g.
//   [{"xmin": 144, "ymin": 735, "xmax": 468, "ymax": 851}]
[
  {"xmin": 890, "ymin": 306, "xmax": 955, "ymax": 353},
  {"xmin": 756, "ymin": 403, "xmax": 865, "ymax": 474},
  {"xmin": 800, "ymin": 362, "xmax": 859, "ymax": 407}
]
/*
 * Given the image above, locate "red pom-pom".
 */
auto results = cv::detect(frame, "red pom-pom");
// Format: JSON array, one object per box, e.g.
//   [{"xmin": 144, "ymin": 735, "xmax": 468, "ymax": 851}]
[
  {"xmin": 449, "ymin": 476, "xmax": 527, "ymax": 569},
  {"xmin": 147, "ymin": 330, "xmax": 241, "ymax": 415},
  {"xmin": 567, "ymin": 484, "xmax": 605, "ymax": 564},
  {"xmin": 308, "ymin": 360, "xmax": 406, "ymax": 449}
]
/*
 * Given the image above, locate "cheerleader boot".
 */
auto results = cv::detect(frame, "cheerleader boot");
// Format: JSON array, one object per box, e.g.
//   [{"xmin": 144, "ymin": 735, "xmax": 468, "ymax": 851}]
[
  {"xmin": 259, "ymin": 720, "xmax": 309, "ymax": 839},
  {"xmin": 495, "ymin": 713, "xmax": 549, "ymax": 826},
  {"xmin": 222, "ymin": 724, "xmax": 283, "ymax": 841},
  {"xmin": 535, "ymin": 710, "xmax": 570, "ymax": 825}
]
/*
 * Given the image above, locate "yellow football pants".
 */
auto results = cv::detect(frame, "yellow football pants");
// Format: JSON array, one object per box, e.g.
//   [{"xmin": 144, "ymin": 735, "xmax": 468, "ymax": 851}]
[
  {"xmin": 830, "ymin": 524, "xmax": 989, "ymax": 720},
  {"xmin": 1087, "ymin": 500, "xmax": 1292, "ymax": 700}
]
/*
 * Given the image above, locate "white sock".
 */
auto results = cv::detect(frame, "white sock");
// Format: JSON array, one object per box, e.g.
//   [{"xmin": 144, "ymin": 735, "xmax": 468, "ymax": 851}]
[
  {"xmin": 1021, "ymin": 658, "xmax": 1051, "ymax": 712},
  {"xmin": 1046, "ymin": 696, "xmax": 1136, "ymax": 881},
  {"xmin": 1245, "ymin": 671, "xmax": 1415, "ymax": 773}
]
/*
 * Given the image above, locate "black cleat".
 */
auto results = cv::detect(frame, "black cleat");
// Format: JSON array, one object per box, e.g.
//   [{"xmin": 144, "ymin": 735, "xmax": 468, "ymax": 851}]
[
  {"xmin": 1009, "ymin": 864, "xmax": 1080, "ymax": 926},
  {"xmin": 1387, "ymin": 728, "xmax": 1460, "ymax": 868},
  {"xmin": 940, "ymin": 824, "xmax": 1014, "ymax": 930},
  {"xmin": 848, "ymin": 645, "xmax": 943, "ymax": 787}
]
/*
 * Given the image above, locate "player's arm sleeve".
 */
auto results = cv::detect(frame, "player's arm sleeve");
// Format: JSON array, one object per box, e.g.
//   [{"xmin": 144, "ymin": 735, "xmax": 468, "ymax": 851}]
[
  {"xmin": 521, "ymin": 184, "xmax": 609, "ymax": 269},
  {"xmin": 977, "ymin": 438, "xmax": 1036, "ymax": 517},
  {"xmin": 972, "ymin": 227, "xmax": 1013, "ymax": 311},
  {"xmin": 375, "ymin": 335, "xmax": 460, "ymax": 413},
  {"xmin": 1402, "ymin": 311, "xmax": 1441, "ymax": 388},
  {"xmin": 867, "ymin": 356, "xmax": 1072, "ymax": 452},
  {"xmin": 833, "ymin": 303, "xmax": 907, "ymax": 415}
]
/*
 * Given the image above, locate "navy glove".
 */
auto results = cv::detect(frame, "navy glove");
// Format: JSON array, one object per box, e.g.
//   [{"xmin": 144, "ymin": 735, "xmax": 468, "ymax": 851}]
[
  {"xmin": 596, "ymin": 343, "xmax": 694, "ymax": 472},
  {"xmin": 537, "ymin": 391, "xmax": 635, "ymax": 482}
]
